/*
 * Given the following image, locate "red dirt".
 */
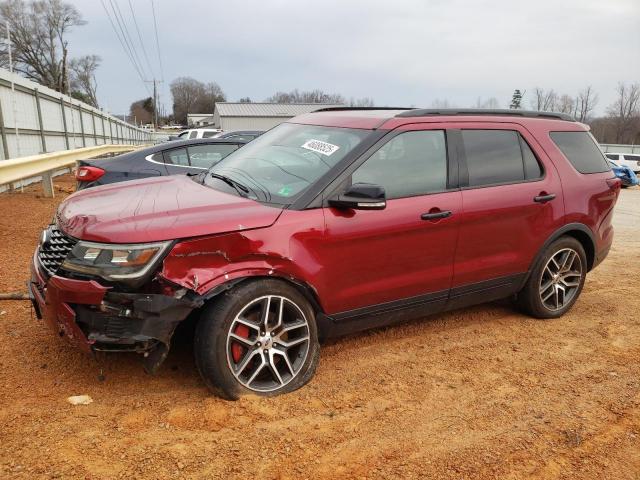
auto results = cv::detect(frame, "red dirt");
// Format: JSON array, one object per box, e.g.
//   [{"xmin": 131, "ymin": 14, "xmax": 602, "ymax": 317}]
[{"xmin": 1, "ymin": 175, "xmax": 638, "ymax": 479}]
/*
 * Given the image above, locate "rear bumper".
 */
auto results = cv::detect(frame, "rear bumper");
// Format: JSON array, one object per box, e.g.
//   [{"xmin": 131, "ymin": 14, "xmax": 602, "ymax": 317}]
[
  {"xmin": 30, "ymin": 251, "xmax": 198, "ymax": 361},
  {"xmin": 593, "ymin": 244, "xmax": 611, "ymax": 270}
]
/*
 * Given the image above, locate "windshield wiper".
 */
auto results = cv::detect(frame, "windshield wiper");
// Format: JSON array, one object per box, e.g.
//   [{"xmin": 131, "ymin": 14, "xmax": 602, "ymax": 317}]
[{"xmin": 210, "ymin": 173, "xmax": 250, "ymax": 196}]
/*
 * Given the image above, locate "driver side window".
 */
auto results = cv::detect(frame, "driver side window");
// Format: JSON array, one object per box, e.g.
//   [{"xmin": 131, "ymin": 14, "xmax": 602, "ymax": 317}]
[{"xmin": 352, "ymin": 130, "xmax": 447, "ymax": 199}]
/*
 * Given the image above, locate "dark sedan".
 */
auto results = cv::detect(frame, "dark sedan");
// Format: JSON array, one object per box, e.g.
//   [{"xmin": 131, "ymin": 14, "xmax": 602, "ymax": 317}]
[
  {"xmin": 216, "ymin": 130, "xmax": 264, "ymax": 141},
  {"xmin": 75, "ymin": 138, "xmax": 248, "ymax": 190}
]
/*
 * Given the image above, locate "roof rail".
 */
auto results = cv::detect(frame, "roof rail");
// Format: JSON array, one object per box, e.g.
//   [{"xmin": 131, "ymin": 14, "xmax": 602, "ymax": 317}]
[
  {"xmin": 313, "ymin": 106, "xmax": 415, "ymax": 113},
  {"xmin": 395, "ymin": 108, "xmax": 575, "ymax": 121}
]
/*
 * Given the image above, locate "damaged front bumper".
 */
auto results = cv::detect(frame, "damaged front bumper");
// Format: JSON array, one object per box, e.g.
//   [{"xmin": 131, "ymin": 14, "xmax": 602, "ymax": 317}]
[{"xmin": 29, "ymin": 252, "xmax": 199, "ymax": 372}]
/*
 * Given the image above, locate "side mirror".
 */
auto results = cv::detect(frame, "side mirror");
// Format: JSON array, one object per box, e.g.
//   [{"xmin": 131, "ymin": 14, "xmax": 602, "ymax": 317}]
[{"xmin": 328, "ymin": 183, "xmax": 386, "ymax": 210}]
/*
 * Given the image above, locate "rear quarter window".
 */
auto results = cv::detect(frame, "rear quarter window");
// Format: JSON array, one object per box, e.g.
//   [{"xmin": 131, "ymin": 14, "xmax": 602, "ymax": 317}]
[{"xmin": 550, "ymin": 131, "xmax": 609, "ymax": 174}]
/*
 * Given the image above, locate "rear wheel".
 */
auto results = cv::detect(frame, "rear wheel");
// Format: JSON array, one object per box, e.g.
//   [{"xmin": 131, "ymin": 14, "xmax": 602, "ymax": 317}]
[
  {"xmin": 517, "ymin": 236, "xmax": 587, "ymax": 319},
  {"xmin": 194, "ymin": 279, "xmax": 319, "ymax": 399}
]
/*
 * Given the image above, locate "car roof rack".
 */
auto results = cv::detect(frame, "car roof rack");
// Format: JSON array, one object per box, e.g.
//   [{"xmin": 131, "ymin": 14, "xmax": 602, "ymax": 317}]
[
  {"xmin": 313, "ymin": 106, "xmax": 416, "ymax": 112},
  {"xmin": 395, "ymin": 108, "xmax": 575, "ymax": 121}
]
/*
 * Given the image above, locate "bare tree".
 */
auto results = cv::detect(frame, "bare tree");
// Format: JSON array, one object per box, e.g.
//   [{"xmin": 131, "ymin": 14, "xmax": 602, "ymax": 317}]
[
  {"xmin": 575, "ymin": 86, "xmax": 598, "ymax": 122},
  {"xmin": 349, "ymin": 96, "xmax": 374, "ymax": 107},
  {"xmin": 69, "ymin": 54, "xmax": 99, "ymax": 107},
  {"xmin": 171, "ymin": 77, "xmax": 205, "ymax": 124},
  {"xmin": 556, "ymin": 94, "xmax": 575, "ymax": 115},
  {"xmin": 0, "ymin": 0, "xmax": 85, "ymax": 93},
  {"xmin": 531, "ymin": 87, "xmax": 557, "ymax": 111},
  {"xmin": 475, "ymin": 97, "xmax": 500, "ymax": 109},
  {"xmin": 170, "ymin": 77, "xmax": 226, "ymax": 124},
  {"xmin": 265, "ymin": 89, "xmax": 345, "ymax": 104},
  {"xmin": 431, "ymin": 98, "xmax": 453, "ymax": 108},
  {"xmin": 607, "ymin": 82, "xmax": 640, "ymax": 143}
]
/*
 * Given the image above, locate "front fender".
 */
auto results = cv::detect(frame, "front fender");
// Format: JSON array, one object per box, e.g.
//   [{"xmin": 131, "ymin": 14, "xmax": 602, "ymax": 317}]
[{"xmin": 158, "ymin": 230, "xmax": 324, "ymax": 308}]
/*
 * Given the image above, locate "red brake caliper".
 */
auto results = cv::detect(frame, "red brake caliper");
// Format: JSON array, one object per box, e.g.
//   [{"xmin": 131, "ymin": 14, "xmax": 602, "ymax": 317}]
[{"xmin": 231, "ymin": 324, "xmax": 250, "ymax": 362}]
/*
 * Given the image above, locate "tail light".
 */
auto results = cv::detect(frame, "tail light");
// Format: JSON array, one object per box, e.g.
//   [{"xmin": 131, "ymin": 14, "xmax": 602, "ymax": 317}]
[
  {"xmin": 606, "ymin": 177, "xmax": 621, "ymax": 190},
  {"xmin": 75, "ymin": 166, "xmax": 105, "ymax": 182}
]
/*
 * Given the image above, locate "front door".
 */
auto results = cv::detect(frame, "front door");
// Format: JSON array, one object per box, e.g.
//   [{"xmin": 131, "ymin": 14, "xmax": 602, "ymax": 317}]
[{"xmin": 318, "ymin": 127, "xmax": 462, "ymax": 317}]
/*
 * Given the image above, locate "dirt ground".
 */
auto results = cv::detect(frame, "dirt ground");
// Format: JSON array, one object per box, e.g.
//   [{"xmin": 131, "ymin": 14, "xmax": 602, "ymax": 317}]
[{"xmin": 0, "ymin": 175, "xmax": 638, "ymax": 479}]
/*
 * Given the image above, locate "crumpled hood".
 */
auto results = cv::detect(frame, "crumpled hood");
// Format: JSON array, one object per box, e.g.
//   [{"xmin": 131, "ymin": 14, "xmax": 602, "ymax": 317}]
[{"xmin": 57, "ymin": 175, "xmax": 283, "ymax": 243}]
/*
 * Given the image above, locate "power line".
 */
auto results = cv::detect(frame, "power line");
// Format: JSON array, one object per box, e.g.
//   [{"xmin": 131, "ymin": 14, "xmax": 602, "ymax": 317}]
[
  {"xmin": 109, "ymin": 0, "xmax": 148, "ymax": 83},
  {"xmin": 128, "ymin": 0, "xmax": 155, "ymax": 79},
  {"xmin": 100, "ymin": 0, "xmax": 150, "ymax": 97},
  {"xmin": 111, "ymin": 0, "xmax": 147, "ymax": 80},
  {"xmin": 151, "ymin": 0, "xmax": 165, "ymax": 82}
]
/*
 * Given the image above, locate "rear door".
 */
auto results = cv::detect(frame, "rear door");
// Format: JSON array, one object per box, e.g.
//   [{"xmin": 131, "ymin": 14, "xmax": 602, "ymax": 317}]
[
  {"xmin": 450, "ymin": 124, "xmax": 564, "ymax": 306},
  {"xmin": 319, "ymin": 125, "xmax": 462, "ymax": 317}
]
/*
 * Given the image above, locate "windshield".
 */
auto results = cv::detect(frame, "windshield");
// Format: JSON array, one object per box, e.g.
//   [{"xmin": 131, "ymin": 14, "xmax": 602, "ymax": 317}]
[{"xmin": 204, "ymin": 123, "xmax": 370, "ymax": 204}]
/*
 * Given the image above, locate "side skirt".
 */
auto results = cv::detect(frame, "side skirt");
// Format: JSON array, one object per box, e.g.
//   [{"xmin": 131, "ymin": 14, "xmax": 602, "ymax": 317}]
[{"xmin": 318, "ymin": 273, "xmax": 527, "ymax": 339}]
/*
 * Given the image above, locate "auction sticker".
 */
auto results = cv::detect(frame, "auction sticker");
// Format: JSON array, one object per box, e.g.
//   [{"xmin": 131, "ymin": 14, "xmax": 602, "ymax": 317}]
[{"xmin": 301, "ymin": 139, "xmax": 340, "ymax": 156}]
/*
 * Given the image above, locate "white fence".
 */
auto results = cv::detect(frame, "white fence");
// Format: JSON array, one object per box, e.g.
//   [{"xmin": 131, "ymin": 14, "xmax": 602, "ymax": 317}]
[
  {"xmin": 599, "ymin": 144, "xmax": 640, "ymax": 154},
  {"xmin": 0, "ymin": 68, "xmax": 151, "ymax": 160}
]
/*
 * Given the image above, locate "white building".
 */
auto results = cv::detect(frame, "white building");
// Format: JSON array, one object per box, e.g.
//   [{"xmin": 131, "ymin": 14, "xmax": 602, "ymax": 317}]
[
  {"xmin": 186, "ymin": 113, "xmax": 214, "ymax": 127},
  {"xmin": 209, "ymin": 103, "xmax": 342, "ymax": 131}
]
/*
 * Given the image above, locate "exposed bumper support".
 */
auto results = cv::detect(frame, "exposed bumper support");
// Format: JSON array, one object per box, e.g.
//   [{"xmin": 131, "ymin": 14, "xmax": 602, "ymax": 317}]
[{"xmin": 30, "ymin": 252, "xmax": 200, "ymax": 372}]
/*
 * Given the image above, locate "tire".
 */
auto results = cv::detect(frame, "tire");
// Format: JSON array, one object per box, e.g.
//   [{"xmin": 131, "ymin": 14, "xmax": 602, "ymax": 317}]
[
  {"xmin": 194, "ymin": 279, "xmax": 320, "ymax": 399},
  {"xmin": 517, "ymin": 236, "xmax": 587, "ymax": 319}
]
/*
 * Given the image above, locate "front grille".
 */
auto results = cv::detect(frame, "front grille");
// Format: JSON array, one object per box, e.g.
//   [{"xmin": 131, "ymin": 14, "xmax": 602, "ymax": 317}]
[{"xmin": 37, "ymin": 226, "xmax": 77, "ymax": 275}]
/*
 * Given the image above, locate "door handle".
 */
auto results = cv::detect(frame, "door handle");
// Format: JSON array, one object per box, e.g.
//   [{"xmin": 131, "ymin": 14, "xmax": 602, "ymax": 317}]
[
  {"xmin": 421, "ymin": 210, "xmax": 452, "ymax": 220},
  {"xmin": 533, "ymin": 193, "xmax": 556, "ymax": 203}
]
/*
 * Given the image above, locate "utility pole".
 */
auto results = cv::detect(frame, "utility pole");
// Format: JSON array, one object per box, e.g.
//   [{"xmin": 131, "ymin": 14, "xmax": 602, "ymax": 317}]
[{"xmin": 145, "ymin": 79, "xmax": 163, "ymax": 130}]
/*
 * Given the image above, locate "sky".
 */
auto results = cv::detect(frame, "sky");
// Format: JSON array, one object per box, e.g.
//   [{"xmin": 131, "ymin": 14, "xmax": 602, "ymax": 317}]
[{"xmin": 66, "ymin": 0, "xmax": 640, "ymax": 117}]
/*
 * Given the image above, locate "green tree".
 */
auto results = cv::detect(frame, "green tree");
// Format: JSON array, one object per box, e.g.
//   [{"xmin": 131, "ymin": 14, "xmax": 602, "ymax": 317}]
[{"xmin": 510, "ymin": 89, "xmax": 523, "ymax": 109}]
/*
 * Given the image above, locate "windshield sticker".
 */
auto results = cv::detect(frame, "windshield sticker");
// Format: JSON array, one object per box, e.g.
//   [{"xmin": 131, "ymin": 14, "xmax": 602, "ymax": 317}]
[{"xmin": 301, "ymin": 139, "xmax": 340, "ymax": 156}]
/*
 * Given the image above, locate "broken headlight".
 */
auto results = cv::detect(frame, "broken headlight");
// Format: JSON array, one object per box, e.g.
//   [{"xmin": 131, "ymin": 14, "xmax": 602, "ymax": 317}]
[{"xmin": 61, "ymin": 241, "xmax": 171, "ymax": 282}]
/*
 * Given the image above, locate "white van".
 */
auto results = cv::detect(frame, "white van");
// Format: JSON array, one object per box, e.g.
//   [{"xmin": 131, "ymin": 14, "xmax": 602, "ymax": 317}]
[{"xmin": 604, "ymin": 153, "xmax": 640, "ymax": 173}]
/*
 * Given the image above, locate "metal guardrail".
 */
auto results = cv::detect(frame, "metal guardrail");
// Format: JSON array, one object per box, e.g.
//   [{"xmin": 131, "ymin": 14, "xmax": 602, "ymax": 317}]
[
  {"xmin": 0, "ymin": 144, "xmax": 146, "ymax": 197},
  {"xmin": 0, "ymin": 69, "xmax": 152, "ymax": 160},
  {"xmin": 599, "ymin": 144, "xmax": 640, "ymax": 154}
]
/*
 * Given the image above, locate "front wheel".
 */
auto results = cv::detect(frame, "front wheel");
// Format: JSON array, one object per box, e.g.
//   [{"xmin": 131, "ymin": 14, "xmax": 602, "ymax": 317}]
[
  {"xmin": 517, "ymin": 236, "xmax": 587, "ymax": 319},
  {"xmin": 194, "ymin": 279, "xmax": 320, "ymax": 399}
]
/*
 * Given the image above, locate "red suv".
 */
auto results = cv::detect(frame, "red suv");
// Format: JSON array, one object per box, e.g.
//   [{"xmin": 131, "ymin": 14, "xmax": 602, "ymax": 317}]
[{"xmin": 30, "ymin": 108, "xmax": 620, "ymax": 398}]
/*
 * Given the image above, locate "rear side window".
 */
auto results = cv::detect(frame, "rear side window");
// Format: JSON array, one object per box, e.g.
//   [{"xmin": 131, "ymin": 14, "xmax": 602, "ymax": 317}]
[
  {"xmin": 188, "ymin": 144, "xmax": 239, "ymax": 168},
  {"xmin": 624, "ymin": 155, "xmax": 640, "ymax": 162},
  {"xmin": 163, "ymin": 148, "xmax": 189, "ymax": 166},
  {"xmin": 352, "ymin": 130, "xmax": 447, "ymax": 199},
  {"xmin": 605, "ymin": 154, "xmax": 619, "ymax": 161},
  {"xmin": 188, "ymin": 131, "xmax": 198, "ymax": 139},
  {"xmin": 461, "ymin": 130, "xmax": 542, "ymax": 187},
  {"xmin": 202, "ymin": 131, "xmax": 219, "ymax": 138},
  {"xmin": 550, "ymin": 131, "xmax": 609, "ymax": 174}
]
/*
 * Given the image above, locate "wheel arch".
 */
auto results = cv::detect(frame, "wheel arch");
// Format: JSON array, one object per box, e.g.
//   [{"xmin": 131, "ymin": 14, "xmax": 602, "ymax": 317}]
[
  {"xmin": 200, "ymin": 274, "xmax": 325, "ymax": 315},
  {"xmin": 528, "ymin": 223, "xmax": 596, "ymax": 278}
]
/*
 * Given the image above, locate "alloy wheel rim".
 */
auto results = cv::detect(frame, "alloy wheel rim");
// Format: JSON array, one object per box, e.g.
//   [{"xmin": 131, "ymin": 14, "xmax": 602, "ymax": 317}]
[
  {"xmin": 539, "ymin": 248, "xmax": 583, "ymax": 312},
  {"xmin": 226, "ymin": 295, "xmax": 310, "ymax": 392}
]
